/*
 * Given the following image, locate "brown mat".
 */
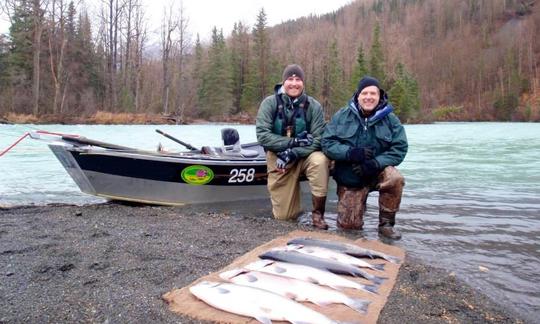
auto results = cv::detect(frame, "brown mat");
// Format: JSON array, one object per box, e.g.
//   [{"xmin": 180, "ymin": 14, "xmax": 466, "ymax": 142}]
[{"xmin": 163, "ymin": 230, "xmax": 405, "ymax": 323}]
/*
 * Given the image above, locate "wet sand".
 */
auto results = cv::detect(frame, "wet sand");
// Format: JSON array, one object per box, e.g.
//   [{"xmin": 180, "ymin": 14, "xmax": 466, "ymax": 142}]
[{"xmin": 0, "ymin": 202, "xmax": 525, "ymax": 323}]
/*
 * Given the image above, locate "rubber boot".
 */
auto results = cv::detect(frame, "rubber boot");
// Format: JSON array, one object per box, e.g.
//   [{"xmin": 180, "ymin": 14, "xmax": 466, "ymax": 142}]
[
  {"xmin": 311, "ymin": 195, "xmax": 328, "ymax": 230},
  {"xmin": 337, "ymin": 186, "xmax": 368, "ymax": 230},
  {"xmin": 378, "ymin": 211, "xmax": 401, "ymax": 240}
]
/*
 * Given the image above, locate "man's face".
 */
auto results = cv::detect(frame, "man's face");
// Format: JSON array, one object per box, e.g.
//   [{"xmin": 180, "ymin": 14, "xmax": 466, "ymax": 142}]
[
  {"xmin": 357, "ymin": 85, "xmax": 380, "ymax": 113},
  {"xmin": 283, "ymin": 76, "xmax": 304, "ymax": 98}
]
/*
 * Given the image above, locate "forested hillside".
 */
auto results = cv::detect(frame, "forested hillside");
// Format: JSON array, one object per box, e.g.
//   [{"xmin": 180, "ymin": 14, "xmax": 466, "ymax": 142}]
[{"xmin": 0, "ymin": 0, "xmax": 538, "ymax": 123}]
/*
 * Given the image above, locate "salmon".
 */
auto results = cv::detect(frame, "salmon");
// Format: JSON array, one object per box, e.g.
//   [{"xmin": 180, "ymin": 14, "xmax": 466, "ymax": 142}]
[
  {"xmin": 220, "ymin": 268, "xmax": 371, "ymax": 314},
  {"xmin": 189, "ymin": 280, "xmax": 339, "ymax": 324},
  {"xmin": 280, "ymin": 244, "xmax": 385, "ymax": 271},
  {"xmin": 245, "ymin": 259, "xmax": 378, "ymax": 294},
  {"xmin": 259, "ymin": 249, "xmax": 386, "ymax": 285},
  {"xmin": 288, "ymin": 237, "xmax": 402, "ymax": 264}
]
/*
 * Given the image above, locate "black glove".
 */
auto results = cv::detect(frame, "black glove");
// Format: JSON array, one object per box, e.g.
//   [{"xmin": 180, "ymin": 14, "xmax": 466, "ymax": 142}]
[
  {"xmin": 289, "ymin": 131, "xmax": 314, "ymax": 147},
  {"xmin": 352, "ymin": 159, "xmax": 380, "ymax": 177},
  {"xmin": 347, "ymin": 146, "xmax": 374, "ymax": 163},
  {"xmin": 276, "ymin": 149, "xmax": 298, "ymax": 169}
]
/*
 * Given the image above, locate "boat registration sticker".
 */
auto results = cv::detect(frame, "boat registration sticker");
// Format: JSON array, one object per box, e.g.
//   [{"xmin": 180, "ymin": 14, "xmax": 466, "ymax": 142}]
[{"xmin": 181, "ymin": 165, "xmax": 214, "ymax": 185}]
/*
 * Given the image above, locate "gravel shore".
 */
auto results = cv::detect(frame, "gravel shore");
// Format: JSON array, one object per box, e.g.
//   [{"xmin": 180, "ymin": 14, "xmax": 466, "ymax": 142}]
[{"xmin": 0, "ymin": 201, "xmax": 525, "ymax": 323}]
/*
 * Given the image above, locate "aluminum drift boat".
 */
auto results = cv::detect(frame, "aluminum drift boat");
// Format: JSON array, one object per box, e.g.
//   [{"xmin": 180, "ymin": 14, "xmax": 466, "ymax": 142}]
[{"xmin": 32, "ymin": 128, "xmax": 269, "ymax": 206}]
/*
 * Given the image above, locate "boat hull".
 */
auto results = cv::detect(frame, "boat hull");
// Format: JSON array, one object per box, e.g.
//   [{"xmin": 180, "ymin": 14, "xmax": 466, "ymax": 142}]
[{"xmin": 49, "ymin": 143, "xmax": 270, "ymax": 205}]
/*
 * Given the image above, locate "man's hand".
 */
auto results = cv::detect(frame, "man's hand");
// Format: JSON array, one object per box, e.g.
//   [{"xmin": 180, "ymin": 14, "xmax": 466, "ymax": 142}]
[
  {"xmin": 347, "ymin": 146, "xmax": 374, "ymax": 163},
  {"xmin": 276, "ymin": 149, "xmax": 298, "ymax": 170},
  {"xmin": 352, "ymin": 159, "xmax": 380, "ymax": 178},
  {"xmin": 289, "ymin": 131, "xmax": 314, "ymax": 147}
]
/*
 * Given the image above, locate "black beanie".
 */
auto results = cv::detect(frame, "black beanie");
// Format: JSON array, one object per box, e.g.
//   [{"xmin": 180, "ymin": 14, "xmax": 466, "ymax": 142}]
[
  {"xmin": 282, "ymin": 64, "xmax": 305, "ymax": 82},
  {"xmin": 356, "ymin": 76, "xmax": 380, "ymax": 93}
]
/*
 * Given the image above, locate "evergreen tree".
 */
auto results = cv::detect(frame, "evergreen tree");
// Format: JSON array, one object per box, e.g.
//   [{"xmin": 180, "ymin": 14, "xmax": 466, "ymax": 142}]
[
  {"xmin": 193, "ymin": 34, "xmax": 204, "ymax": 116},
  {"xmin": 372, "ymin": 0, "xmax": 384, "ymax": 13},
  {"xmin": 241, "ymin": 8, "xmax": 273, "ymax": 114},
  {"xmin": 369, "ymin": 22, "xmax": 386, "ymax": 87},
  {"xmin": 388, "ymin": 62, "xmax": 420, "ymax": 121},
  {"xmin": 305, "ymin": 60, "xmax": 319, "ymax": 100},
  {"xmin": 229, "ymin": 22, "xmax": 250, "ymax": 115},
  {"xmin": 66, "ymin": 2, "xmax": 76, "ymax": 41},
  {"xmin": 325, "ymin": 40, "xmax": 348, "ymax": 116},
  {"xmin": 493, "ymin": 50, "xmax": 524, "ymax": 121},
  {"xmin": 0, "ymin": 35, "xmax": 9, "ymax": 90},
  {"xmin": 73, "ymin": 10, "xmax": 103, "ymax": 112},
  {"xmin": 350, "ymin": 43, "xmax": 368, "ymax": 94},
  {"xmin": 8, "ymin": 1, "xmax": 34, "ymax": 87},
  {"xmin": 199, "ymin": 27, "xmax": 233, "ymax": 118},
  {"xmin": 5, "ymin": 0, "xmax": 36, "ymax": 114}
]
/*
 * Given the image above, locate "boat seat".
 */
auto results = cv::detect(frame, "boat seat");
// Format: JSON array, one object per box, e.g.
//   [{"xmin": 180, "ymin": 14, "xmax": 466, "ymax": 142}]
[
  {"xmin": 201, "ymin": 146, "xmax": 219, "ymax": 156},
  {"xmin": 221, "ymin": 128, "xmax": 259, "ymax": 158}
]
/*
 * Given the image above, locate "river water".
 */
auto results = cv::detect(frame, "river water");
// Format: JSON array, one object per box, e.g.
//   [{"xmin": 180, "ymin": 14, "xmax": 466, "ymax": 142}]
[{"xmin": 1, "ymin": 122, "xmax": 539, "ymax": 321}]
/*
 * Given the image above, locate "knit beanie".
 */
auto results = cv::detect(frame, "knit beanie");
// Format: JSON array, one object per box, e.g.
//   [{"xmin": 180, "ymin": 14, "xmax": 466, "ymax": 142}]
[
  {"xmin": 356, "ymin": 76, "xmax": 380, "ymax": 93},
  {"xmin": 282, "ymin": 64, "xmax": 305, "ymax": 82}
]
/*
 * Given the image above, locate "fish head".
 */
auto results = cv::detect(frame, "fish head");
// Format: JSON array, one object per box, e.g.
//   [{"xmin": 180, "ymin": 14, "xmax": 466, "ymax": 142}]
[
  {"xmin": 220, "ymin": 269, "xmax": 261, "ymax": 285},
  {"xmin": 189, "ymin": 281, "xmax": 228, "ymax": 297},
  {"xmin": 286, "ymin": 243, "xmax": 304, "ymax": 250}
]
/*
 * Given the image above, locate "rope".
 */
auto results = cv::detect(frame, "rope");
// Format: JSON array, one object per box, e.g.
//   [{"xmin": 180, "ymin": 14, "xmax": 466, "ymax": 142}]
[
  {"xmin": 0, "ymin": 132, "xmax": 29, "ymax": 157},
  {"xmin": 0, "ymin": 130, "xmax": 80, "ymax": 157},
  {"xmin": 34, "ymin": 130, "xmax": 80, "ymax": 137}
]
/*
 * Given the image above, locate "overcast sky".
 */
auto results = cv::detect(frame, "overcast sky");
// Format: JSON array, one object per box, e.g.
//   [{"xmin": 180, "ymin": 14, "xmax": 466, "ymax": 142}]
[{"xmin": 0, "ymin": 0, "xmax": 352, "ymax": 41}]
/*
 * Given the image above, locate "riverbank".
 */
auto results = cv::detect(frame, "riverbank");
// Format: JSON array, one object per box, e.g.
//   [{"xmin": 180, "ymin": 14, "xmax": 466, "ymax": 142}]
[
  {"xmin": 0, "ymin": 111, "xmax": 255, "ymax": 125},
  {"xmin": 0, "ymin": 202, "xmax": 525, "ymax": 323}
]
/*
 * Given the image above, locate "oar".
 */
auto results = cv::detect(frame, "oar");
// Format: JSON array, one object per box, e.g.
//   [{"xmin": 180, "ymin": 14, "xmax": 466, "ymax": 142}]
[{"xmin": 155, "ymin": 129, "xmax": 198, "ymax": 151}]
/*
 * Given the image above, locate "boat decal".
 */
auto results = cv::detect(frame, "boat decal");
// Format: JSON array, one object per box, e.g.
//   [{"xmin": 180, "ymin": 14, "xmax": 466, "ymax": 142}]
[{"xmin": 181, "ymin": 165, "xmax": 214, "ymax": 185}]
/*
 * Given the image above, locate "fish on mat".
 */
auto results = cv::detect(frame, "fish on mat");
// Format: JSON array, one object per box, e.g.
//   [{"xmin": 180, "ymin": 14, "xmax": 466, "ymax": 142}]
[
  {"xmin": 259, "ymin": 249, "xmax": 387, "ymax": 285},
  {"xmin": 288, "ymin": 237, "xmax": 402, "ymax": 264},
  {"xmin": 245, "ymin": 259, "xmax": 378, "ymax": 294},
  {"xmin": 189, "ymin": 281, "xmax": 343, "ymax": 324},
  {"xmin": 220, "ymin": 268, "xmax": 371, "ymax": 314},
  {"xmin": 277, "ymin": 244, "xmax": 385, "ymax": 271}
]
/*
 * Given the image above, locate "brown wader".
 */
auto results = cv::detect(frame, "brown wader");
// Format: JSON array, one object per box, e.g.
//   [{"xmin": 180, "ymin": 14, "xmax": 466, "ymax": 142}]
[
  {"xmin": 337, "ymin": 166, "xmax": 405, "ymax": 239},
  {"xmin": 266, "ymin": 151, "xmax": 329, "ymax": 229}
]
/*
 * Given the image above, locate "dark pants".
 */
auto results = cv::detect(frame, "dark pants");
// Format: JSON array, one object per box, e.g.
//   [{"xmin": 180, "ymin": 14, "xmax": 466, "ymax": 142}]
[{"xmin": 337, "ymin": 166, "xmax": 405, "ymax": 230}]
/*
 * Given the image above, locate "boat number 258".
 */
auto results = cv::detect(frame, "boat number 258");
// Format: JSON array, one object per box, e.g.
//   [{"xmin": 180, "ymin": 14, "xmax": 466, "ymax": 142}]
[{"xmin": 228, "ymin": 168, "xmax": 255, "ymax": 183}]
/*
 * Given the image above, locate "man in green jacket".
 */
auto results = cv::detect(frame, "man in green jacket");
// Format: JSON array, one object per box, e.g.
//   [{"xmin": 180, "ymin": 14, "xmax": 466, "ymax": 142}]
[
  {"xmin": 256, "ymin": 64, "xmax": 329, "ymax": 229},
  {"xmin": 322, "ymin": 76, "xmax": 408, "ymax": 239}
]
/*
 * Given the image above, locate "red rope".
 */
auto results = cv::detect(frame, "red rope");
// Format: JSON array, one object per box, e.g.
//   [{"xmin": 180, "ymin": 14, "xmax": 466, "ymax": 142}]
[
  {"xmin": 0, "ymin": 132, "xmax": 30, "ymax": 157},
  {"xmin": 0, "ymin": 130, "xmax": 80, "ymax": 157},
  {"xmin": 35, "ymin": 130, "xmax": 80, "ymax": 137}
]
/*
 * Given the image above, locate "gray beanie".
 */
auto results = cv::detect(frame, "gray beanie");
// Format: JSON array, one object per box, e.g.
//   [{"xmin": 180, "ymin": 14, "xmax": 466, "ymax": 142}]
[{"xmin": 282, "ymin": 64, "xmax": 305, "ymax": 82}]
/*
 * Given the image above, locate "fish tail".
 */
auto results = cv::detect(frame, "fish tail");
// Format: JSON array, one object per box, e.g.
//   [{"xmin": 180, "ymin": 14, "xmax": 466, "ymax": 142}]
[
  {"xmin": 370, "ymin": 275, "xmax": 387, "ymax": 285},
  {"xmin": 353, "ymin": 269, "xmax": 385, "ymax": 285},
  {"xmin": 347, "ymin": 251, "xmax": 375, "ymax": 259},
  {"xmin": 345, "ymin": 297, "xmax": 370, "ymax": 314},
  {"xmin": 372, "ymin": 263, "xmax": 385, "ymax": 271},
  {"xmin": 360, "ymin": 284, "xmax": 379, "ymax": 295}
]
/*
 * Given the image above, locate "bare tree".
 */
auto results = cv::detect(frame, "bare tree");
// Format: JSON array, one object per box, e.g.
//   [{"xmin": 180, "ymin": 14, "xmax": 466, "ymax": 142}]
[
  {"xmin": 100, "ymin": 0, "xmax": 126, "ymax": 111},
  {"xmin": 173, "ymin": 1, "xmax": 190, "ymax": 121},
  {"xmin": 47, "ymin": 0, "xmax": 68, "ymax": 114},
  {"xmin": 32, "ymin": 0, "xmax": 46, "ymax": 115},
  {"xmin": 133, "ymin": 0, "xmax": 146, "ymax": 112},
  {"xmin": 160, "ymin": 2, "xmax": 177, "ymax": 115}
]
